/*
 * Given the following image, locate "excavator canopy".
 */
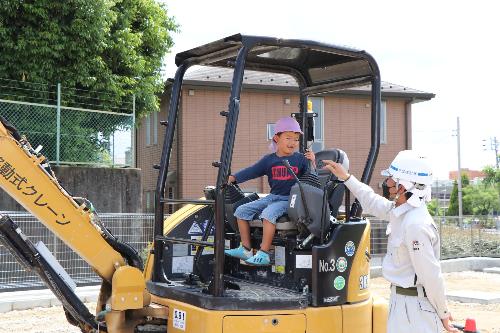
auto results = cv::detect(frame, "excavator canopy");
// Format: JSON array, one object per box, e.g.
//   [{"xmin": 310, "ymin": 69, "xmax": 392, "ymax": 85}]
[{"xmin": 175, "ymin": 33, "xmax": 379, "ymax": 94}]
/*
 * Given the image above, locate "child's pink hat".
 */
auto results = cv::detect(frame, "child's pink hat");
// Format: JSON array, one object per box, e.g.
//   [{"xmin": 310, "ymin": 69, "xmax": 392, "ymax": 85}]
[
  {"xmin": 274, "ymin": 116, "xmax": 303, "ymax": 135},
  {"xmin": 269, "ymin": 117, "xmax": 303, "ymax": 152}
]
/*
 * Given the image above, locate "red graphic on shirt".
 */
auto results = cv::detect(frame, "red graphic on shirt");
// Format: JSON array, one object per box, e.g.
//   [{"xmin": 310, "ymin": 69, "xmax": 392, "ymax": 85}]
[{"xmin": 271, "ymin": 165, "xmax": 298, "ymax": 180}]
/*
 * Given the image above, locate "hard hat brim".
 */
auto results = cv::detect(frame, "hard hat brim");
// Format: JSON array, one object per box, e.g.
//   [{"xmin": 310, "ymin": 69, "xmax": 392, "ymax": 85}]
[{"xmin": 380, "ymin": 169, "xmax": 392, "ymax": 177}]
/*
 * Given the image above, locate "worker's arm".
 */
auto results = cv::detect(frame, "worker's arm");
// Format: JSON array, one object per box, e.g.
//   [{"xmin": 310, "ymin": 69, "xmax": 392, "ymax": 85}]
[
  {"xmin": 404, "ymin": 222, "xmax": 450, "ymax": 319},
  {"xmin": 323, "ymin": 159, "xmax": 392, "ymax": 220},
  {"xmin": 343, "ymin": 176, "xmax": 392, "ymax": 220}
]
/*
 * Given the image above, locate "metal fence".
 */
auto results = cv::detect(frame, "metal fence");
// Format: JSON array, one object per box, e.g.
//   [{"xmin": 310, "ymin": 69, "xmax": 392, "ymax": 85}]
[
  {"xmin": 437, "ymin": 215, "xmax": 500, "ymax": 259},
  {"xmin": 370, "ymin": 215, "xmax": 500, "ymax": 260},
  {"xmin": 0, "ymin": 78, "xmax": 135, "ymax": 167},
  {"xmin": 1, "ymin": 213, "xmax": 498, "ymax": 292},
  {"xmin": 0, "ymin": 212, "xmax": 153, "ymax": 292}
]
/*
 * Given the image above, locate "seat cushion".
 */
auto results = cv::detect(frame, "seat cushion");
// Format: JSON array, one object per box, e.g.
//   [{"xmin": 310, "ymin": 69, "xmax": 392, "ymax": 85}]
[{"xmin": 248, "ymin": 218, "xmax": 297, "ymax": 231}]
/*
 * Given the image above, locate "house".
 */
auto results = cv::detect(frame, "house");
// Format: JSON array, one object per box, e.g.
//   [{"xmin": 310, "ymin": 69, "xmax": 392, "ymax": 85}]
[
  {"xmin": 449, "ymin": 168, "xmax": 486, "ymax": 182},
  {"xmin": 137, "ymin": 66, "xmax": 435, "ymax": 212}
]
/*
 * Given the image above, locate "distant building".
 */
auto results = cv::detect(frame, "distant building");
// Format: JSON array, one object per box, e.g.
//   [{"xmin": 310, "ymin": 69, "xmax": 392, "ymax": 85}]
[
  {"xmin": 449, "ymin": 168, "xmax": 486, "ymax": 181},
  {"xmin": 431, "ymin": 179, "xmax": 453, "ymax": 209},
  {"xmin": 136, "ymin": 66, "xmax": 435, "ymax": 213}
]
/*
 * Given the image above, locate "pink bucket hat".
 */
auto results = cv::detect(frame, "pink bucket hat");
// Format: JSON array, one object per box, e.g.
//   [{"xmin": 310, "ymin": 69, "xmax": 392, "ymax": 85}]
[
  {"xmin": 269, "ymin": 116, "xmax": 303, "ymax": 152},
  {"xmin": 274, "ymin": 116, "xmax": 303, "ymax": 135}
]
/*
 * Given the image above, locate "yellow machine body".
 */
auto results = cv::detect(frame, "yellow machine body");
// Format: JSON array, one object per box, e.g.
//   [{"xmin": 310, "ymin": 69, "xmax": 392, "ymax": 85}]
[{"xmin": 150, "ymin": 295, "xmax": 386, "ymax": 333}]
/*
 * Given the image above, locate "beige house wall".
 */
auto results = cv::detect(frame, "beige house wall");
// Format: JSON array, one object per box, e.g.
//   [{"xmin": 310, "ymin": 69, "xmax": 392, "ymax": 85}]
[{"xmin": 137, "ymin": 86, "xmax": 412, "ymax": 211}]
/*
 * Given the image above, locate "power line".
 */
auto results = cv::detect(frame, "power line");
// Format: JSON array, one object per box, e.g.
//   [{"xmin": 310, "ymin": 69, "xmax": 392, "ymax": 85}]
[{"xmin": 482, "ymin": 136, "xmax": 499, "ymax": 168}]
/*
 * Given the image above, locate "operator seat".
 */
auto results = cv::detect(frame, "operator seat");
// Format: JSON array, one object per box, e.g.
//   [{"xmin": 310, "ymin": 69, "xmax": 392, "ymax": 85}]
[
  {"xmin": 245, "ymin": 148, "xmax": 350, "ymax": 231},
  {"xmin": 315, "ymin": 148, "xmax": 350, "ymax": 218}
]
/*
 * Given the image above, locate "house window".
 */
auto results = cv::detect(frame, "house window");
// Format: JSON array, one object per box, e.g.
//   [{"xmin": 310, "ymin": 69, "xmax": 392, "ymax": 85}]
[
  {"xmin": 380, "ymin": 101, "xmax": 387, "ymax": 144},
  {"xmin": 309, "ymin": 97, "xmax": 324, "ymax": 152},
  {"xmin": 267, "ymin": 123, "xmax": 275, "ymax": 140},
  {"xmin": 167, "ymin": 186, "xmax": 175, "ymax": 214},
  {"xmin": 145, "ymin": 115, "xmax": 151, "ymax": 146},
  {"xmin": 145, "ymin": 191, "xmax": 151, "ymax": 212},
  {"xmin": 153, "ymin": 111, "xmax": 158, "ymax": 145}
]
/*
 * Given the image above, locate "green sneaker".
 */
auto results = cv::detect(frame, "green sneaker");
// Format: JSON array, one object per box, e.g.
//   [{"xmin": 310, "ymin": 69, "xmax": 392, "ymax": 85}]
[
  {"xmin": 245, "ymin": 250, "xmax": 271, "ymax": 266},
  {"xmin": 225, "ymin": 245, "xmax": 252, "ymax": 260}
]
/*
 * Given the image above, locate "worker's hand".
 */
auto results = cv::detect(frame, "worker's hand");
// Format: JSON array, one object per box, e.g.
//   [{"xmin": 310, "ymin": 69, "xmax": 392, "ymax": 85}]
[
  {"xmin": 322, "ymin": 160, "xmax": 350, "ymax": 181},
  {"xmin": 304, "ymin": 149, "xmax": 316, "ymax": 168},
  {"xmin": 442, "ymin": 314, "xmax": 460, "ymax": 332},
  {"xmin": 227, "ymin": 175, "xmax": 236, "ymax": 184}
]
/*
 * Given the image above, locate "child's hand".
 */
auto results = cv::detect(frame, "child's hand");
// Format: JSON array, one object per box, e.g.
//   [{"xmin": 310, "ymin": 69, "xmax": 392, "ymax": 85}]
[
  {"xmin": 227, "ymin": 175, "xmax": 236, "ymax": 184},
  {"xmin": 304, "ymin": 149, "xmax": 316, "ymax": 169}
]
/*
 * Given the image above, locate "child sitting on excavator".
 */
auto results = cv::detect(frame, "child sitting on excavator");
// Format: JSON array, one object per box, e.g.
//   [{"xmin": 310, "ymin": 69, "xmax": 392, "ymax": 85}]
[{"xmin": 225, "ymin": 116, "xmax": 315, "ymax": 266}]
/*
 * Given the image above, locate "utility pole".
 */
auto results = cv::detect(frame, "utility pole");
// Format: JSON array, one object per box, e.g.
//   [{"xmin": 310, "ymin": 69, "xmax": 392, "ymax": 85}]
[
  {"xmin": 482, "ymin": 136, "xmax": 499, "ymax": 169},
  {"xmin": 456, "ymin": 117, "xmax": 463, "ymax": 225}
]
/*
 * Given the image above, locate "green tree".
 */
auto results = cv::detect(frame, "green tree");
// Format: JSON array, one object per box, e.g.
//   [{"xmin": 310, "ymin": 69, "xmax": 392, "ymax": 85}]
[
  {"xmin": 427, "ymin": 198, "xmax": 441, "ymax": 216},
  {"xmin": 0, "ymin": 0, "xmax": 177, "ymax": 117},
  {"xmin": 463, "ymin": 185, "xmax": 500, "ymax": 215},
  {"xmin": 447, "ymin": 173, "xmax": 471, "ymax": 215},
  {"xmin": 483, "ymin": 166, "xmax": 500, "ymax": 191}
]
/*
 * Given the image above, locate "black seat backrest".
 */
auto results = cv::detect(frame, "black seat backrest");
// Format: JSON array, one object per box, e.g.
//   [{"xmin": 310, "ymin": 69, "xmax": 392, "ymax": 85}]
[{"xmin": 314, "ymin": 149, "xmax": 350, "ymax": 217}]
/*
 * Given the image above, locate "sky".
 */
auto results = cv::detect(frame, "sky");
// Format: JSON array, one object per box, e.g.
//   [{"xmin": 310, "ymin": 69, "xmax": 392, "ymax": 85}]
[{"xmin": 160, "ymin": 0, "xmax": 499, "ymax": 179}]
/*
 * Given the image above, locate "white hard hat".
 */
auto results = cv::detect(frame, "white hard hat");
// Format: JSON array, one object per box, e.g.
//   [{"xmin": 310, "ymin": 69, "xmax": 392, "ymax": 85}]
[
  {"xmin": 381, "ymin": 150, "xmax": 433, "ymax": 207},
  {"xmin": 381, "ymin": 150, "xmax": 433, "ymax": 185}
]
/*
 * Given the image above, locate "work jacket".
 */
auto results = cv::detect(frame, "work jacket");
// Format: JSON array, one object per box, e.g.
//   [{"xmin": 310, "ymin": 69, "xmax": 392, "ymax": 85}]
[{"xmin": 344, "ymin": 176, "xmax": 450, "ymax": 319}]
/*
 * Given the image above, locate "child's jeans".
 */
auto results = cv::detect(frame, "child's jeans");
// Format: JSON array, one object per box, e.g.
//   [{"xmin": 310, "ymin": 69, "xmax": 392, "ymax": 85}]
[{"xmin": 234, "ymin": 194, "xmax": 289, "ymax": 225}]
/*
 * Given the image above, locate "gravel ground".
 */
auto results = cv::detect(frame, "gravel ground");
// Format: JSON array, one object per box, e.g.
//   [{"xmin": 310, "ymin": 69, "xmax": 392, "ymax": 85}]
[{"xmin": 0, "ymin": 271, "xmax": 498, "ymax": 333}]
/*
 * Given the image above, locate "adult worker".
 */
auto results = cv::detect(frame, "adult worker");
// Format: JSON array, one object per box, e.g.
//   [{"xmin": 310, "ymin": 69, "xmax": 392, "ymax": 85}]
[{"xmin": 323, "ymin": 150, "xmax": 458, "ymax": 333}]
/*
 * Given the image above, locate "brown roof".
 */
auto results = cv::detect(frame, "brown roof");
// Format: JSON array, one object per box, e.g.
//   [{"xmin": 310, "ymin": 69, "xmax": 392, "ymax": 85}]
[{"xmin": 179, "ymin": 66, "xmax": 435, "ymax": 101}]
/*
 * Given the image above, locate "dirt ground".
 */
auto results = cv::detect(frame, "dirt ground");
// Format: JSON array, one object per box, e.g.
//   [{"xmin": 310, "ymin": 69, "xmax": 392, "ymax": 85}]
[
  {"xmin": 0, "ymin": 271, "xmax": 498, "ymax": 333},
  {"xmin": 371, "ymin": 271, "xmax": 500, "ymax": 333}
]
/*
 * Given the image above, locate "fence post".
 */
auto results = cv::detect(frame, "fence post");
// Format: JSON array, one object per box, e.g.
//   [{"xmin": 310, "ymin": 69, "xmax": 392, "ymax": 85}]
[
  {"xmin": 112, "ymin": 131, "xmax": 115, "ymax": 167},
  {"xmin": 470, "ymin": 217, "xmax": 473, "ymax": 257},
  {"xmin": 132, "ymin": 94, "xmax": 136, "ymax": 168},
  {"xmin": 56, "ymin": 83, "xmax": 61, "ymax": 165},
  {"xmin": 439, "ymin": 216, "xmax": 442, "ymax": 257}
]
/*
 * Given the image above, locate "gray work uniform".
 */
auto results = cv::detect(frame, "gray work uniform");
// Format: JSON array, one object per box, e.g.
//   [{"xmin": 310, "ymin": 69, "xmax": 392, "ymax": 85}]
[{"xmin": 344, "ymin": 176, "xmax": 449, "ymax": 332}]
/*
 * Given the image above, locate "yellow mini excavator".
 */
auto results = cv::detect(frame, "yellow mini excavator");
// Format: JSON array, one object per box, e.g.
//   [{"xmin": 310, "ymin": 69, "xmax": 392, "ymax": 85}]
[{"xmin": 0, "ymin": 34, "xmax": 388, "ymax": 333}]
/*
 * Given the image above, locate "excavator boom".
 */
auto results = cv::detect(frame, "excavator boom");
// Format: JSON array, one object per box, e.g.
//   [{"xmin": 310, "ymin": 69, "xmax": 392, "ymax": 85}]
[
  {"xmin": 0, "ymin": 117, "xmax": 163, "ymax": 333},
  {"xmin": 0, "ymin": 117, "xmax": 125, "ymax": 281}
]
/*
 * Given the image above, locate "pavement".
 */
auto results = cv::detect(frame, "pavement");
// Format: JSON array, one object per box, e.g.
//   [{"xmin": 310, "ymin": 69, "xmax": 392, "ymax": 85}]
[
  {"xmin": 0, "ymin": 285, "xmax": 99, "ymax": 313},
  {"xmin": 1, "ymin": 258, "xmax": 499, "ymax": 313},
  {"xmin": 446, "ymin": 290, "xmax": 500, "ymax": 304},
  {"xmin": 483, "ymin": 267, "xmax": 500, "ymax": 274}
]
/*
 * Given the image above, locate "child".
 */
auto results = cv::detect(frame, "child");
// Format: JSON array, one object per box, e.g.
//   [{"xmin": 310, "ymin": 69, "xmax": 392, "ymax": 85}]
[{"xmin": 225, "ymin": 116, "xmax": 315, "ymax": 266}]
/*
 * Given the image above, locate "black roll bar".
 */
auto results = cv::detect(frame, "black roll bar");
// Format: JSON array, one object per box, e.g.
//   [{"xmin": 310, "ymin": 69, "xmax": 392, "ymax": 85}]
[
  {"xmin": 212, "ymin": 45, "xmax": 251, "ymax": 296},
  {"xmin": 152, "ymin": 63, "xmax": 188, "ymax": 283}
]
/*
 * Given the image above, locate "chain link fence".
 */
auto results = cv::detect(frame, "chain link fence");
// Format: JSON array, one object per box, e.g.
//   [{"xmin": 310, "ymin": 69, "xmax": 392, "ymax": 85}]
[
  {"xmin": 438, "ymin": 215, "xmax": 500, "ymax": 259},
  {"xmin": 0, "ymin": 78, "xmax": 134, "ymax": 167},
  {"xmin": 1, "ymin": 213, "xmax": 498, "ymax": 292},
  {"xmin": 0, "ymin": 212, "xmax": 154, "ymax": 292},
  {"xmin": 370, "ymin": 215, "xmax": 500, "ymax": 260}
]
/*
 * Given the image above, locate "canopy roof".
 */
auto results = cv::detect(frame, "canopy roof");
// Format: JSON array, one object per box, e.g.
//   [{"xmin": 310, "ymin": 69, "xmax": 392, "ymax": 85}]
[{"xmin": 175, "ymin": 34, "xmax": 380, "ymax": 95}]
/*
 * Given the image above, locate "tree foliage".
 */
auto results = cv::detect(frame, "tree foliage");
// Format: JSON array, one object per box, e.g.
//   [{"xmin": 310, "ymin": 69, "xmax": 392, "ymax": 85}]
[
  {"xmin": 447, "ymin": 169, "xmax": 500, "ymax": 216},
  {"xmin": 427, "ymin": 198, "xmax": 441, "ymax": 216},
  {"xmin": 447, "ymin": 173, "xmax": 471, "ymax": 215},
  {"xmin": 462, "ymin": 186, "xmax": 500, "ymax": 215},
  {"xmin": 483, "ymin": 166, "xmax": 500, "ymax": 192},
  {"xmin": 0, "ymin": 0, "xmax": 177, "ymax": 117}
]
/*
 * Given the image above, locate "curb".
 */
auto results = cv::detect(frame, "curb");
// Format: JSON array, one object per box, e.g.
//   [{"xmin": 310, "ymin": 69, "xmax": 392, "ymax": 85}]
[{"xmin": 0, "ymin": 285, "xmax": 99, "ymax": 313}]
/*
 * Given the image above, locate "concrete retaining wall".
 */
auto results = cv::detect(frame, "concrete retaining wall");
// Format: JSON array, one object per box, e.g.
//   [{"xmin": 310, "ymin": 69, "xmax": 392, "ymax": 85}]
[{"xmin": 0, "ymin": 165, "xmax": 142, "ymax": 213}]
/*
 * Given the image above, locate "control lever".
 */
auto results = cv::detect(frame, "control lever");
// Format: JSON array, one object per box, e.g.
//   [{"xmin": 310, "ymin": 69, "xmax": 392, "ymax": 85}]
[{"xmin": 282, "ymin": 159, "xmax": 312, "ymax": 226}]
